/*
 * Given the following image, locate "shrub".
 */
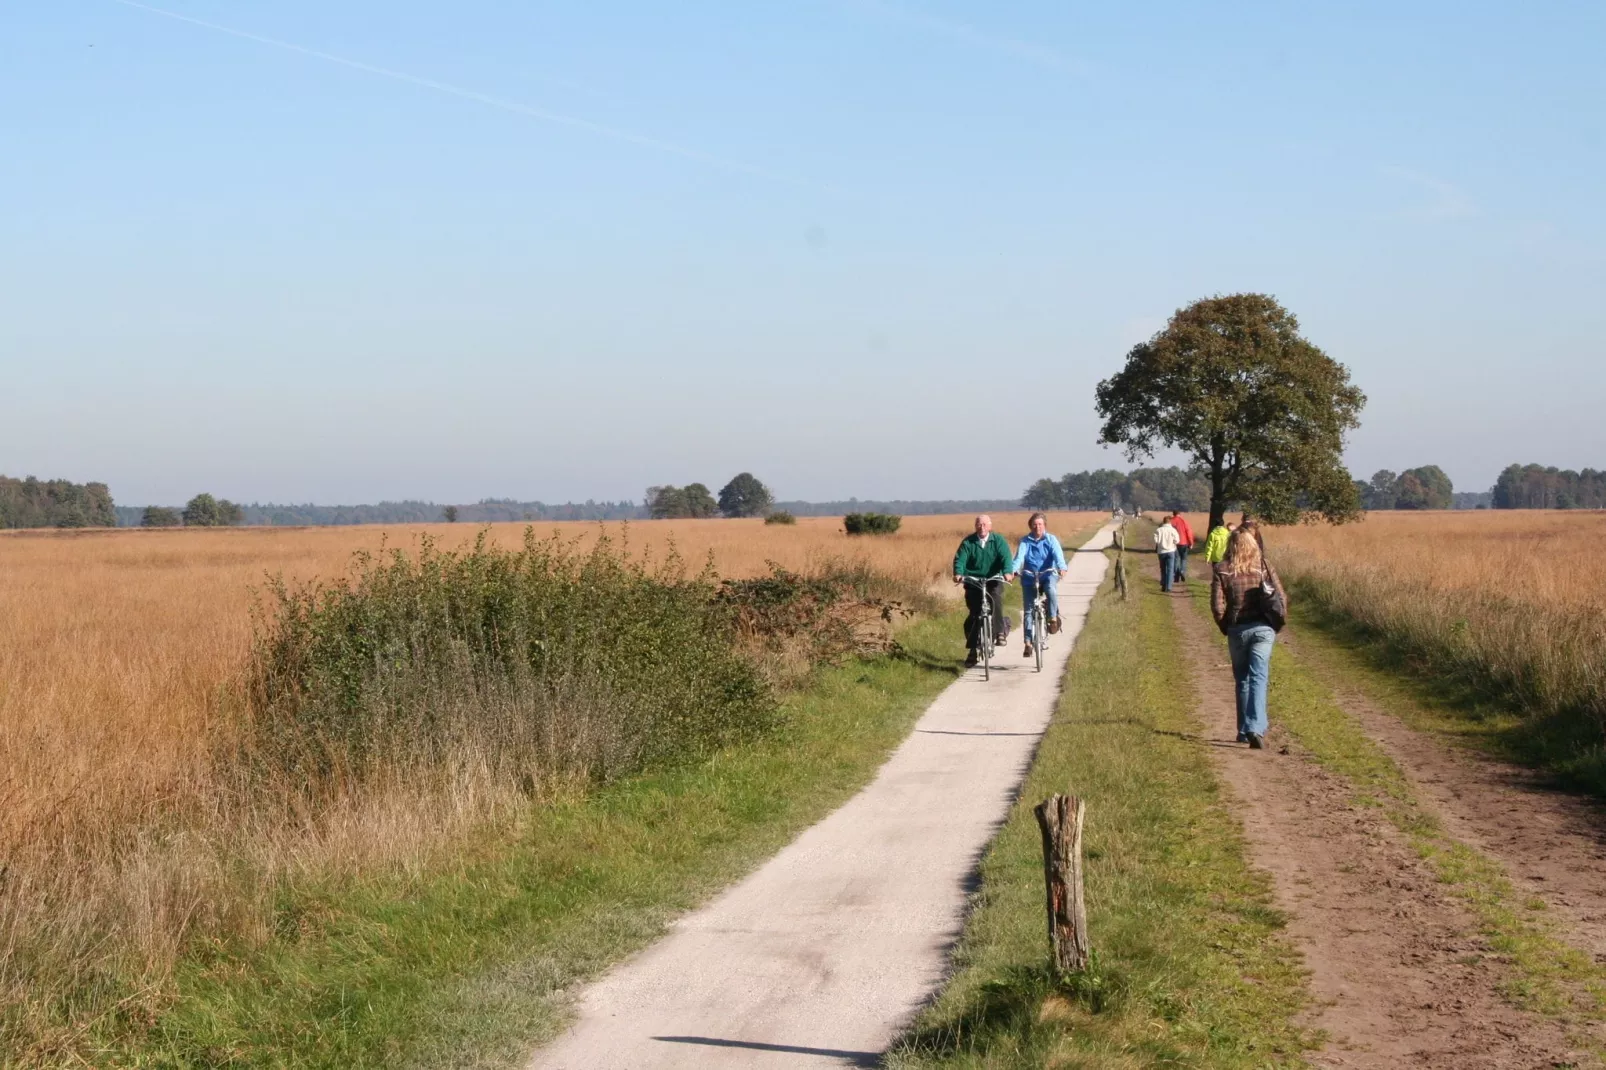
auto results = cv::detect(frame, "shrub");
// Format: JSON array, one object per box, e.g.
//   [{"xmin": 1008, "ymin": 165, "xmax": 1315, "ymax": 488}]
[
  {"xmin": 764, "ymin": 510, "xmax": 797, "ymax": 525},
  {"xmin": 843, "ymin": 512, "xmax": 902, "ymax": 535},
  {"xmin": 245, "ymin": 531, "xmax": 776, "ymax": 796},
  {"xmin": 715, "ymin": 563, "xmax": 903, "ymax": 684},
  {"xmin": 141, "ymin": 506, "xmax": 182, "ymax": 527}
]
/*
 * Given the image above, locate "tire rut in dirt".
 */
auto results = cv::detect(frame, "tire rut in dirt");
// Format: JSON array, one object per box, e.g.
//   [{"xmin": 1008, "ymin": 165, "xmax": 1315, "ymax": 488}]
[
  {"xmin": 1279, "ymin": 628, "xmax": 1606, "ymax": 963},
  {"xmin": 1168, "ymin": 592, "xmax": 1581, "ymax": 1070}
]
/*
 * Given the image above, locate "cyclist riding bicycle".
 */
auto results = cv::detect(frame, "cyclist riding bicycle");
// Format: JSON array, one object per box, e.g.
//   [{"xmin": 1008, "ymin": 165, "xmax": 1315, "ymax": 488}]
[
  {"xmin": 1012, "ymin": 512, "xmax": 1069, "ymax": 659},
  {"xmin": 953, "ymin": 514, "xmax": 1014, "ymax": 668}
]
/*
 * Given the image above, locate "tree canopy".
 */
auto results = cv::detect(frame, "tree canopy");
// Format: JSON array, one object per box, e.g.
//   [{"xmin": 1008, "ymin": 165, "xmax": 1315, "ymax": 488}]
[
  {"xmin": 183, "ymin": 493, "xmax": 244, "ymax": 527},
  {"xmin": 717, "ymin": 473, "xmax": 774, "ymax": 517},
  {"xmin": 647, "ymin": 484, "xmax": 719, "ymax": 519},
  {"xmin": 1493, "ymin": 464, "xmax": 1606, "ymax": 509},
  {"xmin": 1021, "ymin": 478, "xmax": 1065, "ymax": 509},
  {"xmin": 1095, "ymin": 293, "xmax": 1365, "ymax": 528},
  {"xmin": 0, "ymin": 475, "xmax": 116, "ymax": 529}
]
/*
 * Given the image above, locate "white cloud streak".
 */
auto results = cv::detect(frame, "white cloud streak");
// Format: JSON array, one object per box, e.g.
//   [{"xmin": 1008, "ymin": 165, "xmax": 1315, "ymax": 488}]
[{"xmin": 107, "ymin": 0, "xmax": 829, "ymax": 191}]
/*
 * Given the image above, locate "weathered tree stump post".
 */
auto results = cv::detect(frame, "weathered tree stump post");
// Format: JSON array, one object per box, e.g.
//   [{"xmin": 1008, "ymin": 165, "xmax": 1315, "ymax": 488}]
[
  {"xmin": 1114, "ymin": 527, "xmax": 1128, "ymax": 600},
  {"xmin": 1033, "ymin": 794, "xmax": 1090, "ymax": 973}
]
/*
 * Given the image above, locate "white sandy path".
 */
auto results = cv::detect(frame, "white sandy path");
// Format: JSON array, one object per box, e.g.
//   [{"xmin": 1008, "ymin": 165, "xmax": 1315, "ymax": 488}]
[{"xmin": 527, "ymin": 523, "xmax": 1118, "ymax": 1069}]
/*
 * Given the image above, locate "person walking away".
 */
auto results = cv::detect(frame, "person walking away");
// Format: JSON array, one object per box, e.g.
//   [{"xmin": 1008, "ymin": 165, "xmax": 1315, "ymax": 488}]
[
  {"xmin": 953, "ymin": 514, "xmax": 1015, "ymax": 668},
  {"xmin": 1012, "ymin": 512, "xmax": 1069, "ymax": 659},
  {"xmin": 1203, "ymin": 517, "xmax": 1230, "ymax": 564},
  {"xmin": 1153, "ymin": 515, "xmax": 1180, "ymax": 592},
  {"xmin": 1210, "ymin": 523, "xmax": 1288, "ymax": 749},
  {"xmin": 1169, "ymin": 509, "xmax": 1195, "ymax": 583}
]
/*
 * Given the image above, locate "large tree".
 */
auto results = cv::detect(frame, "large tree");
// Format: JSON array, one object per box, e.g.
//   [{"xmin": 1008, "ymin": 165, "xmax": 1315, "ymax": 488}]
[
  {"xmin": 1394, "ymin": 465, "xmax": 1453, "ymax": 510},
  {"xmin": 647, "ymin": 484, "xmax": 719, "ymax": 519},
  {"xmin": 1095, "ymin": 294, "xmax": 1365, "ymax": 529},
  {"xmin": 717, "ymin": 472, "xmax": 774, "ymax": 517}
]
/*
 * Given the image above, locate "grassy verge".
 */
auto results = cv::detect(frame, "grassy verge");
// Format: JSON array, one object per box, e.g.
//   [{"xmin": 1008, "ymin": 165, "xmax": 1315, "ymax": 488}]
[
  {"xmin": 888, "ymin": 556, "xmax": 1314, "ymax": 1069},
  {"xmin": 1183, "ymin": 588, "xmax": 1606, "ymax": 1041},
  {"xmin": 1280, "ymin": 567, "xmax": 1606, "ymax": 798},
  {"xmin": 112, "ymin": 609, "xmax": 965, "ymax": 1069}
]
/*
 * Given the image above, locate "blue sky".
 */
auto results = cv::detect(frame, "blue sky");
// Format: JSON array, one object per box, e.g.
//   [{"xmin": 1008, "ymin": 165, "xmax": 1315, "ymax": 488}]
[{"xmin": 3, "ymin": 1, "xmax": 1602, "ymax": 505}]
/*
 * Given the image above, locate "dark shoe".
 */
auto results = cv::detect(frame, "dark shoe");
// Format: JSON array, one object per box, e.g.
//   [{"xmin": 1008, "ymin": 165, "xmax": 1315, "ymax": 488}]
[
  {"xmin": 1048, "ymin": 617, "xmax": 1062, "ymax": 634},
  {"xmin": 964, "ymin": 650, "xmax": 979, "ymax": 668},
  {"xmin": 1022, "ymin": 642, "xmax": 1034, "ymax": 659},
  {"xmin": 1236, "ymin": 733, "xmax": 1248, "ymax": 743},
  {"xmin": 1247, "ymin": 733, "xmax": 1265, "ymax": 750}
]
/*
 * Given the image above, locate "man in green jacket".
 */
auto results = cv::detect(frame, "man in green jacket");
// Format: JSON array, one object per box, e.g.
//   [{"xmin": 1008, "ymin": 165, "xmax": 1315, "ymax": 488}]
[{"xmin": 953, "ymin": 514, "xmax": 1015, "ymax": 667}]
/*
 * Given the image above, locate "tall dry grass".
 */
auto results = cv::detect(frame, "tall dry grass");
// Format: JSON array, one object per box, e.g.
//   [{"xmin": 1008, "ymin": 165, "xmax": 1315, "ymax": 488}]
[
  {"xmin": 1259, "ymin": 510, "xmax": 1606, "ymax": 786},
  {"xmin": 0, "ymin": 511, "xmax": 1084, "ymax": 1059}
]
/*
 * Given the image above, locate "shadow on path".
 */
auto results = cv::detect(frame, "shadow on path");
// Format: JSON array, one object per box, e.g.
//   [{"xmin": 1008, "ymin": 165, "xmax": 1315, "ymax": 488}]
[{"xmin": 652, "ymin": 1035, "xmax": 879, "ymax": 1066}]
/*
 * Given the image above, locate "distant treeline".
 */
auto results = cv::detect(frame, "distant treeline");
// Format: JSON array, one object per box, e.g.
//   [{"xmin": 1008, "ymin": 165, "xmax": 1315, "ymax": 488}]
[
  {"xmin": 774, "ymin": 499, "xmax": 1020, "ymax": 517},
  {"xmin": 117, "ymin": 499, "xmax": 643, "ymax": 527},
  {"xmin": 1492, "ymin": 464, "xmax": 1606, "ymax": 509},
  {"xmin": 1027, "ymin": 462, "xmax": 1503, "ymax": 514},
  {"xmin": 1021, "ymin": 467, "xmax": 1210, "ymax": 512},
  {"xmin": 0, "ymin": 476, "xmax": 115, "ymax": 529},
  {"xmin": 111, "ymin": 494, "xmax": 1027, "ymax": 527}
]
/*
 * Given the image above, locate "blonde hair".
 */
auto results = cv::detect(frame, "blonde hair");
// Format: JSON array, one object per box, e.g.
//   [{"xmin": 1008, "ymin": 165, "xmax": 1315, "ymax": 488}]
[{"xmin": 1223, "ymin": 526, "xmax": 1264, "ymax": 574}]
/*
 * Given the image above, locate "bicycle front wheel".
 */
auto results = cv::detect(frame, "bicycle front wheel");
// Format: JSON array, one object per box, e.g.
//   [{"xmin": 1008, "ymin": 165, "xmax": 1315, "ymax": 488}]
[
  {"xmin": 1034, "ymin": 607, "xmax": 1045, "ymax": 671},
  {"xmin": 981, "ymin": 614, "xmax": 992, "ymax": 680}
]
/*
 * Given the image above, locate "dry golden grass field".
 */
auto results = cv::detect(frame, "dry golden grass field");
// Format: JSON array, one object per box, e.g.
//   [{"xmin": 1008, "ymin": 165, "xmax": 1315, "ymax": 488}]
[
  {"xmin": 1249, "ymin": 510, "xmax": 1606, "ymax": 791},
  {"xmin": 1, "ymin": 509, "xmax": 1096, "ymax": 1056},
  {"xmin": 1263, "ymin": 508, "xmax": 1606, "ymax": 609},
  {"xmin": 0, "ymin": 511, "xmax": 1073, "ymax": 848}
]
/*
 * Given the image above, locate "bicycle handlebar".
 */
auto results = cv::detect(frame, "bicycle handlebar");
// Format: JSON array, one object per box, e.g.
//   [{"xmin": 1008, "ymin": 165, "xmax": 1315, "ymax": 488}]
[{"xmin": 959, "ymin": 573, "xmax": 1008, "ymax": 585}]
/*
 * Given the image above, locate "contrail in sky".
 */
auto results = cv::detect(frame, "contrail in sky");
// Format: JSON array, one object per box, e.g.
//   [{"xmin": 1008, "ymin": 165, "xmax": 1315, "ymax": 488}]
[{"xmin": 108, "ymin": 0, "xmax": 826, "ymax": 190}]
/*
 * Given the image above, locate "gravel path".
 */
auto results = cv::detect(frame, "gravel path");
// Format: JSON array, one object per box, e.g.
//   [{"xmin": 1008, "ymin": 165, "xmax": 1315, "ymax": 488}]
[{"xmin": 526, "ymin": 523, "xmax": 1117, "ymax": 1069}]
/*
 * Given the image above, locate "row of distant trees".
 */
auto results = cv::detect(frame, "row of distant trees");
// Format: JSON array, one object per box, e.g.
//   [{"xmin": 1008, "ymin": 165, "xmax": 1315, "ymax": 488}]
[
  {"xmin": 1492, "ymin": 464, "xmax": 1606, "ymax": 509},
  {"xmin": 1354, "ymin": 467, "xmax": 1454, "ymax": 510},
  {"xmin": 140, "ymin": 493, "xmax": 245, "ymax": 527},
  {"xmin": 647, "ymin": 473, "xmax": 775, "ymax": 519},
  {"xmin": 0, "ymin": 475, "xmax": 116, "ymax": 528},
  {"xmin": 1021, "ymin": 467, "xmax": 1211, "ymax": 513},
  {"xmin": 1024, "ymin": 463, "xmax": 1468, "ymax": 514}
]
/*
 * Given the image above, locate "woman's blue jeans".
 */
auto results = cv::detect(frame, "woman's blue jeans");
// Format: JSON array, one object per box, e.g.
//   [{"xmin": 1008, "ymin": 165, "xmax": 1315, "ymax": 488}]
[
  {"xmin": 1227, "ymin": 622, "xmax": 1276, "ymax": 738},
  {"xmin": 1021, "ymin": 573, "xmax": 1059, "ymax": 640}
]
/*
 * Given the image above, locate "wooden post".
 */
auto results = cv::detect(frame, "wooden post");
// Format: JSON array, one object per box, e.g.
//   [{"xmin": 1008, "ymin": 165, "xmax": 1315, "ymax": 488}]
[
  {"xmin": 1033, "ymin": 794, "xmax": 1090, "ymax": 973},
  {"xmin": 1113, "ymin": 527, "xmax": 1128, "ymax": 600}
]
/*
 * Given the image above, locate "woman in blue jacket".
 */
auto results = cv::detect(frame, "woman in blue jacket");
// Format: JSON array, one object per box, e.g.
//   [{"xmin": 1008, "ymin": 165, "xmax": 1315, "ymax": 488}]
[{"xmin": 1012, "ymin": 512, "xmax": 1069, "ymax": 658}]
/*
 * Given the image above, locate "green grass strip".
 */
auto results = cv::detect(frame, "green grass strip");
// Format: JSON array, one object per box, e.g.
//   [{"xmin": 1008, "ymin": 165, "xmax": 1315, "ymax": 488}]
[
  {"xmin": 889, "ymin": 556, "xmax": 1315, "ymax": 1070},
  {"xmin": 1184, "ymin": 589, "xmax": 1606, "ymax": 1036},
  {"xmin": 111, "ymin": 611, "xmax": 968, "ymax": 1069}
]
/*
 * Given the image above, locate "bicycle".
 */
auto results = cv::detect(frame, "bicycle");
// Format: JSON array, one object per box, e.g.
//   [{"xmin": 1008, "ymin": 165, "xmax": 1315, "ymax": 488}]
[
  {"xmin": 961, "ymin": 574, "xmax": 1009, "ymax": 680},
  {"xmin": 1020, "ymin": 568, "xmax": 1057, "ymax": 673}
]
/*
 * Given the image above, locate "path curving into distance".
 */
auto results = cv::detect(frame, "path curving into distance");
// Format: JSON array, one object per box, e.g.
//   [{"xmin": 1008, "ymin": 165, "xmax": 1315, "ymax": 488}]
[{"xmin": 527, "ymin": 522, "xmax": 1118, "ymax": 1069}]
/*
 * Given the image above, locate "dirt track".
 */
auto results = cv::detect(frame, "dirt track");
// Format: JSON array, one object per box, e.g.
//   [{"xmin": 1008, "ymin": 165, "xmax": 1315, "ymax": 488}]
[
  {"xmin": 1280, "ymin": 629, "xmax": 1606, "ymax": 963},
  {"xmin": 1170, "ymin": 593, "xmax": 1587, "ymax": 1069}
]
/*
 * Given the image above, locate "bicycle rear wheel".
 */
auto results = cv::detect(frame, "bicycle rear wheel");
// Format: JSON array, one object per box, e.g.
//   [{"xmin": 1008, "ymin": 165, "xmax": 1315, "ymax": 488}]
[{"xmin": 1033, "ymin": 605, "xmax": 1046, "ymax": 671}]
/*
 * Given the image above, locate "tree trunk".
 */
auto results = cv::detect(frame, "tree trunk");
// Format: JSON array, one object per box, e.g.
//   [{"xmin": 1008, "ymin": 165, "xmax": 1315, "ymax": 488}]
[
  {"xmin": 1033, "ymin": 794, "xmax": 1090, "ymax": 973},
  {"xmin": 1208, "ymin": 468, "xmax": 1226, "ymax": 532}
]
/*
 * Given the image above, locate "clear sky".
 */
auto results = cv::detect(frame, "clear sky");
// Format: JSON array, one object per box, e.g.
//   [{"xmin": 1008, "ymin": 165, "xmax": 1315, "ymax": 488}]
[{"xmin": 4, "ymin": 1, "xmax": 1603, "ymax": 505}]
